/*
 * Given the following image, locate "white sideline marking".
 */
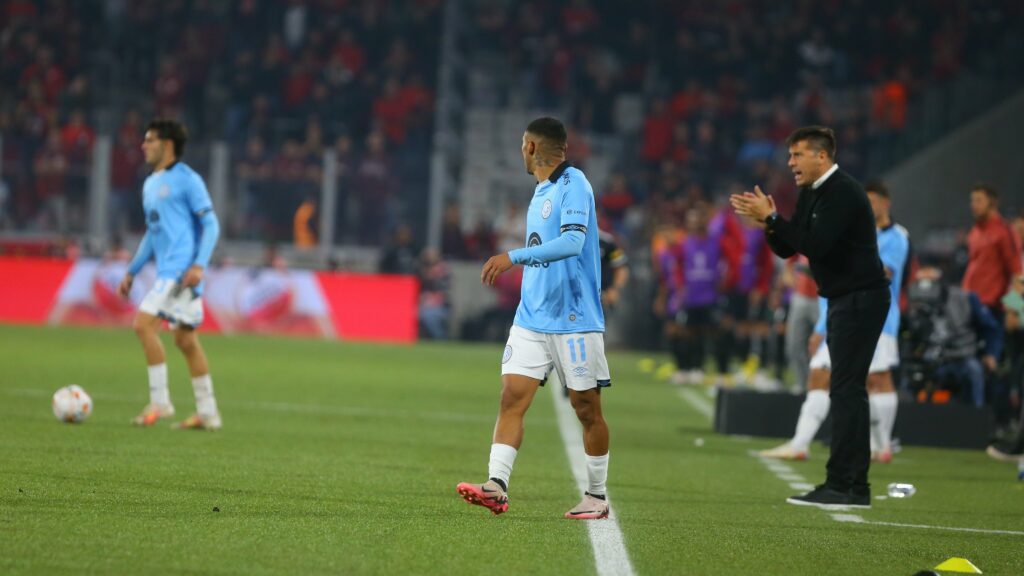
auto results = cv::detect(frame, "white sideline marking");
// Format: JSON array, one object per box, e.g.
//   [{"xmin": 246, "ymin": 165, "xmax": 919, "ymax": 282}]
[
  {"xmin": 831, "ymin": 514, "xmax": 1024, "ymax": 536},
  {"xmin": 832, "ymin": 514, "xmax": 865, "ymax": 523},
  {"xmin": 677, "ymin": 393, "xmax": 1023, "ymax": 539},
  {"xmin": 677, "ymin": 387, "xmax": 714, "ymax": 419},
  {"xmin": 778, "ymin": 473, "xmax": 805, "ymax": 482},
  {"xmin": 550, "ymin": 384, "xmax": 636, "ymax": 576}
]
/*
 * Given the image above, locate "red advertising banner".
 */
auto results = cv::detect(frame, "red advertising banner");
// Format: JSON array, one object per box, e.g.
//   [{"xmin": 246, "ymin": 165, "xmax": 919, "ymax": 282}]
[
  {"xmin": 0, "ymin": 257, "xmax": 419, "ymax": 343},
  {"xmin": 0, "ymin": 257, "xmax": 73, "ymax": 324}
]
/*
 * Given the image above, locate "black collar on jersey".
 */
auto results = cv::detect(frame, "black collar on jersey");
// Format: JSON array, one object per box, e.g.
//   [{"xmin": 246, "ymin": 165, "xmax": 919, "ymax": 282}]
[
  {"xmin": 548, "ymin": 160, "xmax": 570, "ymax": 183},
  {"xmin": 165, "ymin": 160, "xmax": 180, "ymax": 171}
]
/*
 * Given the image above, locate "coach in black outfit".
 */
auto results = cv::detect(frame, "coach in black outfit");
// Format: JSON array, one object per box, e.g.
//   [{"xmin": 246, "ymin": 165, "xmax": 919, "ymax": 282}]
[{"xmin": 731, "ymin": 126, "xmax": 889, "ymax": 508}]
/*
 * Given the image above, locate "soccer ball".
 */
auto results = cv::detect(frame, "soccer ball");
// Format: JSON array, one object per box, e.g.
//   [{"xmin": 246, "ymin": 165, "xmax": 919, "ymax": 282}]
[{"xmin": 52, "ymin": 385, "xmax": 93, "ymax": 423}]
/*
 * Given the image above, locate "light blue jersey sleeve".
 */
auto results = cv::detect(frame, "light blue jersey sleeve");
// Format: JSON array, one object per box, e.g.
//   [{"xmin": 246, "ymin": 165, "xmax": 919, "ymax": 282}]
[
  {"xmin": 185, "ymin": 170, "xmax": 219, "ymax": 268},
  {"xmin": 185, "ymin": 172, "xmax": 214, "ymax": 215},
  {"xmin": 508, "ymin": 230, "xmax": 584, "ymax": 266},
  {"xmin": 508, "ymin": 176, "xmax": 590, "ymax": 266},
  {"xmin": 879, "ymin": 226, "xmax": 910, "ymax": 287},
  {"xmin": 878, "ymin": 225, "xmax": 910, "ymax": 336},
  {"xmin": 557, "ymin": 176, "xmax": 591, "ymax": 236},
  {"xmin": 127, "ymin": 232, "xmax": 154, "ymax": 276},
  {"xmin": 814, "ymin": 296, "xmax": 828, "ymax": 335}
]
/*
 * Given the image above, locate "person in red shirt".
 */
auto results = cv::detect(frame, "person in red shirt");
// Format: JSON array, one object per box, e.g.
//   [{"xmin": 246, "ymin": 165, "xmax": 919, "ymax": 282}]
[{"xmin": 963, "ymin": 183, "xmax": 1022, "ymax": 317}]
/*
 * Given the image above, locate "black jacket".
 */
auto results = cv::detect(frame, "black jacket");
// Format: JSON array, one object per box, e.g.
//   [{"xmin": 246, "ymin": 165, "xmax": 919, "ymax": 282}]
[{"xmin": 766, "ymin": 168, "xmax": 888, "ymax": 298}]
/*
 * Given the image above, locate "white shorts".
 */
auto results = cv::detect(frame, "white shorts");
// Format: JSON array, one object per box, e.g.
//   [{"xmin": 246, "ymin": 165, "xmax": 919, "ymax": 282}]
[
  {"xmin": 501, "ymin": 325, "xmax": 611, "ymax": 391},
  {"xmin": 809, "ymin": 333, "xmax": 898, "ymax": 374},
  {"xmin": 139, "ymin": 278, "xmax": 204, "ymax": 329}
]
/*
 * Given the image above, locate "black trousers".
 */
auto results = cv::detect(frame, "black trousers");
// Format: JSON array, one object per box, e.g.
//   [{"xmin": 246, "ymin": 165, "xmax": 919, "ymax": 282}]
[{"xmin": 824, "ymin": 286, "xmax": 890, "ymax": 492}]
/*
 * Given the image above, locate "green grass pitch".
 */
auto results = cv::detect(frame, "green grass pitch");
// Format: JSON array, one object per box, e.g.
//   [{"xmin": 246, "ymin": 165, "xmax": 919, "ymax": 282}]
[{"xmin": 1, "ymin": 324, "xmax": 1022, "ymax": 575}]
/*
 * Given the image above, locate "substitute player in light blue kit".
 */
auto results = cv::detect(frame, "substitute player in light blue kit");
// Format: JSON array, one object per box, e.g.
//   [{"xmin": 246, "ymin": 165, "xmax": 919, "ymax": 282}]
[
  {"xmin": 118, "ymin": 119, "xmax": 222, "ymax": 430},
  {"xmin": 457, "ymin": 117, "xmax": 612, "ymax": 519}
]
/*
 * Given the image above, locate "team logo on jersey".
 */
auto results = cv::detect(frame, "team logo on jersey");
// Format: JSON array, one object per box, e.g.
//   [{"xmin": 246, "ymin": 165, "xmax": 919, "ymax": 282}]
[
  {"xmin": 541, "ymin": 199, "xmax": 553, "ymax": 219},
  {"xmin": 159, "ymin": 184, "xmax": 171, "ymax": 198},
  {"xmin": 502, "ymin": 345, "xmax": 513, "ymax": 364}
]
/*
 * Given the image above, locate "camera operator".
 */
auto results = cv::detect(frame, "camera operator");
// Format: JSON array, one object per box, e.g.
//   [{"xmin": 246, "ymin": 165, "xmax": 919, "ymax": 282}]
[{"xmin": 906, "ymin": 267, "xmax": 1003, "ymax": 407}]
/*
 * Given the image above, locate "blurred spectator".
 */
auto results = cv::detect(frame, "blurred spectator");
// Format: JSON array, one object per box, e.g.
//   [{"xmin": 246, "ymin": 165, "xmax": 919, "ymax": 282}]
[
  {"xmin": 293, "ymin": 195, "xmax": 318, "ymax": 249},
  {"xmin": 417, "ymin": 247, "xmax": 451, "ymax": 340},
  {"xmin": 379, "ymin": 224, "xmax": 418, "ymax": 275},
  {"xmin": 641, "ymin": 99, "xmax": 673, "ymax": 164},
  {"xmin": 440, "ymin": 204, "xmax": 466, "ymax": 260},
  {"xmin": 352, "ymin": 130, "xmax": 395, "ymax": 245},
  {"xmin": 464, "ymin": 218, "xmax": 497, "ymax": 261},
  {"xmin": 110, "ymin": 126, "xmax": 145, "ymax": 233},
  {"xmin": 462, "ymin": 265, "xmax": 523, "ymax": 342},
  {"xmin": 963, "ymin": 184, "xmax": 1022, "ymax": 317},
  {"xmin": 599, "ymin": 174, "xmax": 635, "ymax": 236},
  {"xmin": 494, "ymin": 203, "xmax": 527, "ymax": 254},
  {"xmin": 32, "ymin": 130, "xmax": 68, "ymax": 230},
  {"xmin": 783, "ymin": 255, "xmax": 820, "ymax": 391}
]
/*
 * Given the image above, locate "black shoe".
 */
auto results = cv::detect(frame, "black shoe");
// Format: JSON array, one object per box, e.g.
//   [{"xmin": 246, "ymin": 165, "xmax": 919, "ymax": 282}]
[
  {"xmin": 986, "ymin": 443, "xmax": 1024, "ymax": 463},
  {"xmin": 848, "ymin": 487, "xmax": 871, "ymax": 507},
  {"xmin": 786, "ymin": 484, "xmax": 870, "ymax": 510}
]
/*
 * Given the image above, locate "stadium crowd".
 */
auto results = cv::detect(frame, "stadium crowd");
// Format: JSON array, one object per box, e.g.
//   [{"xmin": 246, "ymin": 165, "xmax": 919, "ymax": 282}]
[{"xmin": 1, "ymin": 0, "xmax": 440, "ymax": 241}]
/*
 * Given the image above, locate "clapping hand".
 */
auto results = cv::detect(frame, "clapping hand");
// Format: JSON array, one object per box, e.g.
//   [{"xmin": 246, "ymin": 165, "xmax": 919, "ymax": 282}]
[{"xmin": 730, "ymin": 185, "xmax": 776, "ymax": 224}]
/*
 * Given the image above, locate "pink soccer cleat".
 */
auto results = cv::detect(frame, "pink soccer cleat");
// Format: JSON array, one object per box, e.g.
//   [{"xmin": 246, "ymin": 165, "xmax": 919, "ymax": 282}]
[
  {"xmin": 564, "ymin": 493, "xmax": 610, "ymax": 520},
  {"xmin": 456, "ymin": 480, "xmax": 509, "ymax": 516}
]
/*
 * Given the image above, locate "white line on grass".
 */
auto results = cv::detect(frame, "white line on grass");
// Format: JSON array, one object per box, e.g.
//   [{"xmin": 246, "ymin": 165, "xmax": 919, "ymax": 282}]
[
  {"xmin": 549, "ymin": 383, "xmax": 636, "ymax": 576},
  {"xmin": 831, "ymin": 513, "xmax": 1024, "ymax": 536},
  {"xmin": 676, "ymin": 387, "xmax": 714, "ymax": 419},
  {"xmin": 674, "ymin": 390, "xmax": 1024, "ymax": 539}
]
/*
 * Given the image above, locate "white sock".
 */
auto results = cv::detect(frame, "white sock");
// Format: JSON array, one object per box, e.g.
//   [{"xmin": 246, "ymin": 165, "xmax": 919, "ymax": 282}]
[
  {"xmin": 869, "ymin": 394, "xmax": 882, "ymax": 452},
  {"xmin": 791, "ymin": 390, "xmax": 830, "ymax": 452},
  {"xmin": 147, "ymin": 363, "xmax": 170, "ymax": 407},
  {"xmin": 191, "ymin": 374, "xmax": 218, "ymax": 418},
  {"xmin": 488, "ymin": 443, "xmax": 517, "ymax": 490},
  {"xmin": 871, "ymin": 392, "xmax": 898, "ymax": 452},
  {"xmin": 586, "ymin": 453, "xmax": 609, "ymax": 497}
]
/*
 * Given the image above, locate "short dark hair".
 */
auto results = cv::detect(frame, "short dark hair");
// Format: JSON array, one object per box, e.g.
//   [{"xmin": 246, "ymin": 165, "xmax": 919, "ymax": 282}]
[
  {"xmin": 865, "ymin": 180, "xmax": 890, "ymax": 198},
  {"xmin": 970, "ymin": 182, "xmax": 998, "ymax": 200},
  {"xmin": 146, "ymin": 119, "xmax": 187, "ymax": 158},
  {"xmin": 786, "ymin": 125, "xmax": 836, "ymax": 159},
  {"xmin": 526, "ymin": 117, "xmax": 568, "ymax": 152}
]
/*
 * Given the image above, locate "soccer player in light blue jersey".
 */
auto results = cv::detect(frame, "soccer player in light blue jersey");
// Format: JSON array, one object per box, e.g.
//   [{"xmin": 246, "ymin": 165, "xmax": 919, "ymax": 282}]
[
  {"xmin": 118, "ymin": 119, "xmax": 222, "ymax": 430},
  {"xmin": 457, "ymin": 117, "xmax": 611, "ymax": 519},
  {"xmin": 762, "ymin": 181, "xmax": 909, "ymax": 462}
]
